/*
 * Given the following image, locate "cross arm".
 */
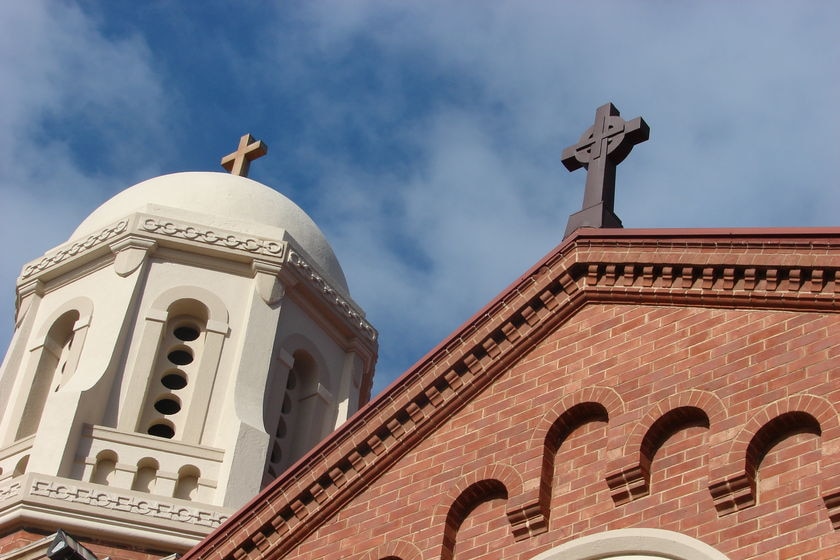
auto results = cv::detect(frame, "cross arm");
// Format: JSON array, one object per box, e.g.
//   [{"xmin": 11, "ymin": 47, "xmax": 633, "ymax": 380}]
[
  {"xmin": 561, "ymin": 145, "xmax": 585, "ymax": 172},
  {"xmin": 609, "ymin": 117, "xmax": 650, "ymax": 165}
]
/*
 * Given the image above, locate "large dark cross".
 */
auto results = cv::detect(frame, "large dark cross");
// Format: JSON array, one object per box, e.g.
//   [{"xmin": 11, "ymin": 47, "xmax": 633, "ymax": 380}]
[
  {"xmin": 221, "ymin": 133, "xmax": 268, "ymax": 178},
  {"xmin": 561, "ymin": 102, "xmax": 649, "ymax": 237}
]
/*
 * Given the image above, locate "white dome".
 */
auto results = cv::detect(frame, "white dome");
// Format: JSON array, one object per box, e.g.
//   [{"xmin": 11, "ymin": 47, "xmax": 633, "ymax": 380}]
[{"xmin": 73, "ymin": 172, "xmax": 348, "ymax": 293}]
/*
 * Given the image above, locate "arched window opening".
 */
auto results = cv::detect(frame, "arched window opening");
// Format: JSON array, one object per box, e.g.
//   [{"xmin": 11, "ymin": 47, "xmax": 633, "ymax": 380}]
[
  {"xmin": 173, "ymin": 465, "xmax": 201, "ymax": 501},
  {"xmin": 13, "ymin": 455, "xmax": 29, "ymax": 478},
  {"xmin": 132, "ymin": 458, "xmax": 159, "ymax": 493},
  {"xmin": 140, "ymin": 299, "xmax": 208, "ymax": 440},
  {"xmin": 264, "ymin": 350, "xmax": 319, "ymax": 481},
  {"xmin": 16, "ymin": 311, "xmax": 80, "ymax": 440},
  {"xmin": 91, "ymin": 451, "xmax": 118, "ymax": 486},
  {"xmin": 147, "ymin": 420, "xmax": 175, "ymax": 439}
]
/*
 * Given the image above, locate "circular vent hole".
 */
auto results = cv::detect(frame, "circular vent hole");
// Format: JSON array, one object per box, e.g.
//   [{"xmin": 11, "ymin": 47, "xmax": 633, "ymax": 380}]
[
  {"xmin": 167, "ymin": 349, "xmax": 193, "ymax": 365},
  {"xmin": 270, "ymin": 442, "xmax": 282, "ymax": 463},
  {"xmin": 275, "ymin": 417, "xmax": 287, "ymax": 438},
  {"xmin": 286, "ymin": 371, "xmax": 297, "ymax": 390},
  {"xmin": 148, "ymin": 423, "xmax": 175, "ymax": 439},
  {"xmin": 282, "ymin": 394, "xmax": 292, "ymax": 414},
  {"xmin": 161, "ymin": 372, "xmax": 188, "ymax": 390},
  {"xmin": 174, "ymin": 326, "xmax": 200, "ymax": 341},
  {"xmin": 154, "ymin": 398, "xmax": 181, "ymax": 415}
]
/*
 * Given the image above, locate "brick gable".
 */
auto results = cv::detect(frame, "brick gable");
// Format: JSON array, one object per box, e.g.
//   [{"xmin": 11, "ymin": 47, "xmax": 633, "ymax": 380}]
[{"xmin": 185, "ymin": 228, "xmax": 840, "ymax": 560}]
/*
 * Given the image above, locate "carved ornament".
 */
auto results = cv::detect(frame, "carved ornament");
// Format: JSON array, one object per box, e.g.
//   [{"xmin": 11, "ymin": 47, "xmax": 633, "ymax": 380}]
[
  {"xmin": 289, "ymin": 250, "xmax": 377, "ymax": 341},
  {"xmin": 0, "ymin": 479, "xmax": 22, "ymax": 503},
  {"xmin": 29, "ymin": 479, "xmax": 228, "ymax": 528},
  {"xmin": 22, "ymin": 221, "xmax": 129, "ymax": 279},
  {"xmin": 141, "ymin": 218, "xmax": 284, "ymax": 256}
]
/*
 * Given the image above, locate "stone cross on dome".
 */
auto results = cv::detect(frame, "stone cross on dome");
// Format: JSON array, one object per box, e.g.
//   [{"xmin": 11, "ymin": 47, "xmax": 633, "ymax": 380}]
[
  {"xmin": 221, "ymin": 133, "xmax": 268, "ymax": 177},
  {"xmin": 561, "ymin": 102, "xmax": 649, "ymax": 237}
]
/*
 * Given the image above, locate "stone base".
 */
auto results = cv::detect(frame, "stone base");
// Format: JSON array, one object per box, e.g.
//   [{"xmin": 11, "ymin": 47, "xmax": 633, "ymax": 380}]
[{"xmin": 564, "ymin": 203, "xmax": 622, "ymax": 237}]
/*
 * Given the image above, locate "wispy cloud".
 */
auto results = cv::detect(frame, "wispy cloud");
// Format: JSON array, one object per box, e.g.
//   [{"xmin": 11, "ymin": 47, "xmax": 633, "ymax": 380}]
[
  {"xmin": 0, "ymin": 2, "xmax": 168, "ymax": 349},
  {"xmin": 1, "ymin": 1, "xmax": 838, "ymax": 393}
]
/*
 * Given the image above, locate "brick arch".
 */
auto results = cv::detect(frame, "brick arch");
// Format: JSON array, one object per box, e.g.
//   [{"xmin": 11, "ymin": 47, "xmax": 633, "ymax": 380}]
[
  {"xmin": 440, "ymin": 479, "xmax": 507, "ymax": 560},
  {"xmin": 507, "ymin": 387, "xmax": 622, "ymax": 540},
  {"xmin": 745, "ymin": 411, "xmax": 821, "ymax": 480},
  {"xmin": 708, "ymin": 394, "xmax": 840, "ymax": 518},
  {"xmin": 432, "ymin": 464, "xmax": 523, "ymax": 560},
  {"xmin": 606, "ymin": 390, "xmax": 725, "ymax": 505},
  {"xmin": 357, "ymin": 540, "xmax": 423, "ymax": 560},
  {"xmin": 531, "ymin": 386, "xmax": 624, "ymax": 445}
]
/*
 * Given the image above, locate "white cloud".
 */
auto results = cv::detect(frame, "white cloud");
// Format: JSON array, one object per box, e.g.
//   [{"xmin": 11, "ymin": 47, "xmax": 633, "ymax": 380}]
[
  {"xmin": 1, "ymin": 1, "xmax": 837, "ymax": 394},
  {"xmin": 0, "ymin": 1, "xmax": 168, "ymax": 356},
  {"xmin": 263, "ymin": 1, "xmax": 840, "ymax": 390}
]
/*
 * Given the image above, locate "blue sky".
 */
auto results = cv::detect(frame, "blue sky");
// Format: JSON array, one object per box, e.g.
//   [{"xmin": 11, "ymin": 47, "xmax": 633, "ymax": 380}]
[{"xmin": 1, "ymin": 2, "xmax": 839, "ymax": 394}]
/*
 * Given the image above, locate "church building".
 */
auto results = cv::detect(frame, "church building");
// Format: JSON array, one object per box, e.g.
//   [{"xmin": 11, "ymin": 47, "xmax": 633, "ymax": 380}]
[{"xmin": 2, "ymin": 105, "xmax": 840, "ymax": 560}]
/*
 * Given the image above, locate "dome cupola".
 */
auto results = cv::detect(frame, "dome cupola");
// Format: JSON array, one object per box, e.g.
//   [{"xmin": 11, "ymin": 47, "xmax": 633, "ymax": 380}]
[{"xmin": 73, "ymin": 171, "xmax": 349, "ymax": 295}]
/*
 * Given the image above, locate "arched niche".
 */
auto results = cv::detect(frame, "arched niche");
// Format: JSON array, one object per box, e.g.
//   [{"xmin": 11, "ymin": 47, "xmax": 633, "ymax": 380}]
[
  {"xmin": 13, "ymin": 299, "xmax": 92, "ymax": 440},
  {"xmin": 174, "ymin": 464, "xmax": 201, "ymax": 501},
  {"xmin": 118, "ymin": 285, "xmax": 229, "ymax": 443},
  {"xmin": 263, "ymin": 343, "xmax": 331, "ymax": 483},
  {"xmin": 90, "ymin": 450, "xmax": 118, "ymax": 486},
  {"xmin": 132, "ymin": 457, "xmax": 159, "ymax": 492},
  {"xmin": 150, "ymin": 286, "xmax": 228, "ymax": 327}
]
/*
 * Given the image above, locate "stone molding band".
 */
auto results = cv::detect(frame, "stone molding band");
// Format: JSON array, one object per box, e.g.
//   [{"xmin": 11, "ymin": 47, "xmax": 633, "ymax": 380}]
[
  {"xmin": 22, "ymin": 221, "xmax": 129, "ymax": 278},
  {"xmin": 17, "ymin": 215, "xmax": 376, "ymax": 343},
  {"xmin": 0, "ymin": 475, "xmax": 228, "ymax": 530},
  {"xmin": 140, "ymin": 218, "xmax": 285, "ymax": 256},
  {"xmin": 289, "ymin": 251, "xmax": 376, "ymax": 342},
  {"xmin": 31, "ymin": 479, "xmax": 227, "ymax": 528}
]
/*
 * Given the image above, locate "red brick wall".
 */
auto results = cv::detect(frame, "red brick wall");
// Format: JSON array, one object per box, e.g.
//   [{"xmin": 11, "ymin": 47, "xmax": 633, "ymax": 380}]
[
  {"xmin": 0, "ymin": 529, "xmax": 175, "ymax": 560},
  {"xmin": 0, "ymin": 529, "xmax": 47, "ymax": 556},
  {"xmin": 285, "ymin": 304, "xmax": 840, "ymax": 560}
]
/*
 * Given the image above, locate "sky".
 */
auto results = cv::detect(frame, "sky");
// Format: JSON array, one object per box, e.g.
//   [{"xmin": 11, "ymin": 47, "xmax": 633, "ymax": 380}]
[{"xmin": 1, "ymin": 1, "xmax": 839, "ymax": 395}]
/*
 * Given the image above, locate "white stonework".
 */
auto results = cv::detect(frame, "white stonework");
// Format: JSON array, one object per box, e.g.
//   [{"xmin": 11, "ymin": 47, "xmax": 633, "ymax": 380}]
[
  {"xmin": 72, "ymin": 172, "xmax": 349, "ymax": 294},
  {"xmin": 0, "ymin": 172, "xmax": 377, "ymax": 551},
  {"xmin": 529, "ymin": 529, "xmax": 731, "ymax": 560}
]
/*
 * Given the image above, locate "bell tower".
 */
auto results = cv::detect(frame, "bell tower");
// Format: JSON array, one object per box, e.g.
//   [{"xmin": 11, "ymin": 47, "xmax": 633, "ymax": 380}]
[{"xmin": 0, "ymin": 137, "xmax": 377, "ymax": 555}]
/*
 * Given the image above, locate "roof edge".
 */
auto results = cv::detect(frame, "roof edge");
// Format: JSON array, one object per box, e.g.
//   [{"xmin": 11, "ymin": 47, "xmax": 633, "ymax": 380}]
[{"xmin": 184, "ymin": 226, "xmax": 840, "ymax": 560}]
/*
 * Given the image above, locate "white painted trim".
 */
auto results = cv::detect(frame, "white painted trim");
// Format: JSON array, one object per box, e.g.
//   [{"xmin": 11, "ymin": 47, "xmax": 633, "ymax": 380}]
[{"xmin": 529, "ymin": 529, "xmax": 730, "ymax": 560}]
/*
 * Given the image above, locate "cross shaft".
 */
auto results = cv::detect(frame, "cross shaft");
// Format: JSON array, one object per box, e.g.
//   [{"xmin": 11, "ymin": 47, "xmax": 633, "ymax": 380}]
[
  {"xmin": 561, "ymin": 102, "xmax": 649, "ymax": 237},
  {"xmin": 221, "ymin": 134, "xmax": 268, "ymax": 177}
]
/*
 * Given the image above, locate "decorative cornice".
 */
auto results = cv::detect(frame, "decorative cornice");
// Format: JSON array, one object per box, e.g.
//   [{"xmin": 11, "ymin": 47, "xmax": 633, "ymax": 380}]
[
  {"xmin": 289, "ymin": 250, "xmax": 377, "ymax": 342},
  {"xmin": 26, "ymin": 478, "xmax": 228, "ymax": 529},
  {"xmin": 17, "ymin": 214, "xmax": 375, "ymax": 354},
  {"xmin": 184, "ymin": 230, "xmax": 840, "ymax": 560},
  {"xmin": 0, "ymin": 479, "xmax": 22, "ymax": 503},
  {"xmin": 141, "ymin": 218, "xmax": 285, "ymax": 257},
  {"xmin": 20, "ymin": 217, "xmax": 287, "ymax": 283},
  {"xmin": 21, "ymin": 221, "xmax": 129, "ymax": 279}
]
